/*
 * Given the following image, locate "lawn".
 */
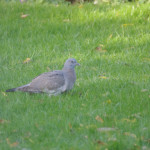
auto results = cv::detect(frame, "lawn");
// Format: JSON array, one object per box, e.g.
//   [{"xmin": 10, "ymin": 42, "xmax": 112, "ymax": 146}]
[{"xmin": 0, "ymin": 1, "xmax": 150, "ymax": 149}]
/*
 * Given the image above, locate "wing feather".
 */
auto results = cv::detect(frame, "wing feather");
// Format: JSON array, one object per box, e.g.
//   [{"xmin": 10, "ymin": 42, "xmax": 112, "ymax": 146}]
[{"xmin": 29, "ymin": 70, "xmax": 65, "ymax": 91}]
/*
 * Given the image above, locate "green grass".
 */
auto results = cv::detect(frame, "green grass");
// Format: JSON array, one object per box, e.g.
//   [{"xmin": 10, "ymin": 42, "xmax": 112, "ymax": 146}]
[{"xmin": 0, "ymin": 1, "xmax": 150, "ymax": 149}]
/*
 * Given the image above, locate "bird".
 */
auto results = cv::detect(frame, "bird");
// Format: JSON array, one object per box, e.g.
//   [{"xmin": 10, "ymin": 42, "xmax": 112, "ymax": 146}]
[{"xmin": 6, "ymin": 58, "xmax": 80, "ymax": 96}]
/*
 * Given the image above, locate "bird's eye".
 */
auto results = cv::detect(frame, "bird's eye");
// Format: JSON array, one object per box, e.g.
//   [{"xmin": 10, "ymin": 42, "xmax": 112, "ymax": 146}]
[{"xmin": 71, "ymin": 61, "xmax": 74, "ymax": 63}]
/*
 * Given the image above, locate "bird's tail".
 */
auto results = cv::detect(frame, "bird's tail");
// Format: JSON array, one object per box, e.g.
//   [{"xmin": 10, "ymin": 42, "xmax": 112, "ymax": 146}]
[
  {"xmin": 6, "ymin": 88, "xmax": 17, "ymax": 92},
  {"xmin": 6, "ymin": 84, "xmax": 30, "ymax": 92}
]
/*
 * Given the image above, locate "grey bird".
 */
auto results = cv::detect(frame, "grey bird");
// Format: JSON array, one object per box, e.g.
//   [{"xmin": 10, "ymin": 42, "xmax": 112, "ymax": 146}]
[{"xmin": 6, "ymin": 58, "xmax": 80, "ymax": 96}]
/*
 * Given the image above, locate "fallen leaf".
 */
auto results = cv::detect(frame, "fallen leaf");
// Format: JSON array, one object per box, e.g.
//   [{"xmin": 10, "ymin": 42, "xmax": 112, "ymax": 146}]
[
  {"xmin": 69, "ymin": 123, "xmax": 72, "ymax": 129},
  {"xmin": 81, "ymin": 104, "xmax": 86, "ymax": 107},
  {"xmin": 21, "ymin": 14, "xmax": 29, "ymax": 18},
  {"xmin": 96, "ymin": 46, "xmax": 102, "ymax": 51},
  {"xmin": 6, "ymin": 138, "xmax": 19, "ymax": 147},
  {"xmin": 134, "ymin": 144, "xmax": 141, "ymax": 149},
  {"xmin": 23, "ymin": 58, "xmax": 31, "ymax": 64},
  {"xmin": 101, "ymin": 49, "xmax": 107, "ymax": 52},
  {"xmin": 20, "ymin": 0, "xmax": 27, "ymax": 2},
  {"xmin": 86, "ymin": 124, "xmax": 97, "ymax": 129},
  {"xmin": 95, "ymin": 47, "xmax": 107, "ymax": 53},
  {"xmin": 142, "ymin": 146, "xmax": 147, "ymax": 150},
  {"xmin": 122, "ymin": 118, "xmax": 136, "ymax": 123},
  {"xmin": 108, "ymin": 137, "xmax": 117, "ymax": 141},
  {"xmin": 93, "ymin": 0, "xmax": 98, "ymax": 4},
  {"xmin": 143, "ymin": 57, "xmax": 150, "ymax": 61},
  {"xmin": 78, "ymin": 5, "xmax": 83, "ymax": 8},
  {"xmin": 97, "ymin": 127, "xmax": 116, "ymax": 132},
  {"xmin": 142, "ymin": 128, "xmax": 147, "ymax": 130},
  {"xmin": 35, "ymin": 123, "xmax": 39, "ymax": 128},
  {"xmin": 141, "ymin": 136, "xmax": 150, "ymax": 144},
  {"xmin": 28, "ymin": 138, "xmax": 34, "ymax": 143},
  {"xmin": 37, "ymin": 99, "xmax": 44, "ymax": 104},
  {"xmin": 21, "ymin": 148, "xmax": 31, "ymax": 150},
  {"xmin": 76, "ymin": 82, "xmax": 80, "ymax": 87},
  {"xmin": 91, "ymin": 67, "xmax": 97, "ymax": 71},
  {"xmin": 80, "ymin": 124, "xmax": 83, "ymax": 127},
  {"xmin": 1, "ymin": 92, "xmax": 7, "ymax": 96},
  {"xmin": 124, "ymin": 132, "xmax": 137, "ymax": 138},
  {"xmin": 141, "ymin": 136, "xmax": 145, "ymax": 140},
  {"xmin": 99, "ymin": 44, "xmax": 104, "ymax": 47},
  {"xmin": 84, "ymin": 136, "xmax": 88, "ymax": 139},
  {"xmin": 12, "ymin": 130, "xmax": 17, "ymax": 133},
  {"xmin": 24, "ymin": 132, "xmax": 31, "ymax": 138},
  {"xmin": 10, "ymin": 142, "xmax": 18, "ymax": 147},
  {"xmin": 102, "ymin": 92, "xmax": 109, "ymax": 97},
  {"xmin": 106, "ymin": 99, "xmax": 112, "ymax": 104},
  {"xmin": 131, "ymin": 113, "xmax": 141, "ymax": 118},
  {"xmin": 0, "ymin": 119, "xmax": 9, "ymax": 124},
  {"xmin": 99, "ymin": 75, "xmax": 108, "ymax": 79},
  {"xmin": 122, "ymin": 24, "xmax": 134, "ymax": 27},
  {"xmin": 116, "ymin": 13, "xmax": 119, "ymax": 16},
  {"xmin": 141, "ymin": 89, "xmax": 148, "ymax": 92},
  {"xmin": 102, "ymin": 0, "xmax": 110, "ymax": 2},
  {"xmin": 63, "ymin": 19, "xmax": 70, "ymax": 22},
  {"xmin": 146, "ymin": 139, "xmax": 150, "ymax": 143},
  {"xmin": 47, "ymin": 67, "xmax": 51, "ymax": 71},
  {"xmin": 108, "ymin": 34, "xmax": 113, "ymax": 39},
  {"xmin": 128, "ymin": 46, "xmax": 135, "ymax": 49},
  {"xmin": 0, "ymin": 120, "xmax": 4, "ymax": 124},
  {"xmin": 97, "ymin": 140, "xmax": 105, "ymax": 145},
  {"xmin": 95, "ymin": 115, "xmax": 104, "ymax": 123}
]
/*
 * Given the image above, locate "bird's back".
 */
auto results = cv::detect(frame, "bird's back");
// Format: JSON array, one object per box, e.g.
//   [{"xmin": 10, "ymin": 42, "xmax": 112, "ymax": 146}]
[{"xmin": 30, "ymin": 70, "xmax": 65, "ymax": 92}]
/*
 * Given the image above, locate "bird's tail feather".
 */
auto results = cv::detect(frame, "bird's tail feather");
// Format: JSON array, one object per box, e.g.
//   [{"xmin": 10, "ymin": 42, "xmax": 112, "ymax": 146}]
[
  {"xmin": 6, "ymin": 88, "xmax": 17, "ymax": 92},
  {"xmin": 6, "ymin": 84, "xmax": 30, "ymax": 92}
]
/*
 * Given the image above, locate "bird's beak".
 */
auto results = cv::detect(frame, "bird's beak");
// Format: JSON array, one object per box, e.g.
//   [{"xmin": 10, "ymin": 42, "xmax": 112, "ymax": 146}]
[{"xmin": 76, "ymin": 63, "xmax": 80, "ymax": 66}]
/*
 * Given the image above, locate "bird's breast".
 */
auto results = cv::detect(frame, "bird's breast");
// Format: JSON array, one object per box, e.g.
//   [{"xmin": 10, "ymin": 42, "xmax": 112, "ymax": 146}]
[{"xmin": 64, "ymin": 69, "xmax": 76, "ymax": 90}]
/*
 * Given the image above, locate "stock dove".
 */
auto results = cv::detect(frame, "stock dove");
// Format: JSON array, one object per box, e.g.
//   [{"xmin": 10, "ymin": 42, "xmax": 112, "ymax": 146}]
[{"xmin": 6, "ymin": 58, "xmax": 80, "ymax": 96}]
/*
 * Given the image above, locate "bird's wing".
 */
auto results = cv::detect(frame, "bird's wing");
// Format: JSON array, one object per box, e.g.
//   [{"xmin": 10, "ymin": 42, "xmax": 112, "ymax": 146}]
[{"xmin": 29, "ymin": 70, "xmax": 65, "ymax": 91}]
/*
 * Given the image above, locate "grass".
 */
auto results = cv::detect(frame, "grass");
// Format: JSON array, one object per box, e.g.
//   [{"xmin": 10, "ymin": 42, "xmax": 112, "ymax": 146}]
[{"xmin": 0, "ymin": 1, "xmax": 150, "ymax": 149}]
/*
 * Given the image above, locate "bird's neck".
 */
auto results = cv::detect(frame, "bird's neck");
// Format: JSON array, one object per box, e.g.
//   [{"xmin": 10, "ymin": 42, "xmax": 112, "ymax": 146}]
[
  {"xmin": 63, "ymin": 66, "xmax": 73, "ymax": 71},
  {"xmin": 62, "ymin": 67, "xmax": 76, "ymax": 90},
  {"xmin": 63, "ymin": 67, "xmax": 75, "ymax": 76}
]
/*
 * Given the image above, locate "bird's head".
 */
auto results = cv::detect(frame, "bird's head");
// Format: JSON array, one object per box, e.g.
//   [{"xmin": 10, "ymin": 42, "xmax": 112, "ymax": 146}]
[{"xmin": 63, "ymin": 58, "xmax": 80, "ymax": 69}]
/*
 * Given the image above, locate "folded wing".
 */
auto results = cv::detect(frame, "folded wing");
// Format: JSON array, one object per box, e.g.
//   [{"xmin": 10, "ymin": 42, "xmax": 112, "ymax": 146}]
[{"xmin": 29, "ymin": 70, "xmax": 65, "ymax": 93}]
